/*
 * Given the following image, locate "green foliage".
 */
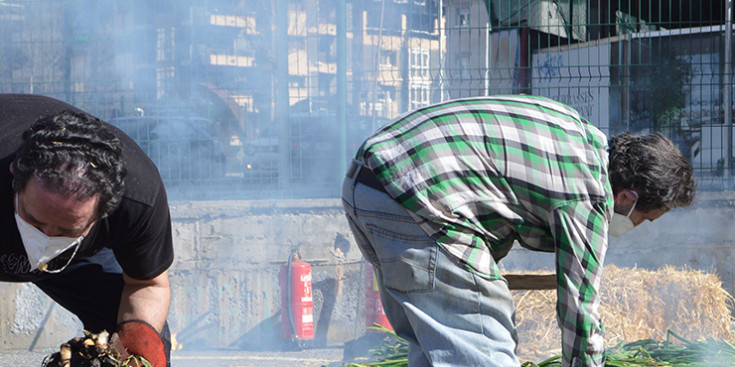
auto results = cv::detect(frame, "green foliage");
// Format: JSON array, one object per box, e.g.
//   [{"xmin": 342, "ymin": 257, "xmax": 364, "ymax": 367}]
[
  {"xmin": 525, "ymin": 330, "xmax": 735, "ymax": 367},
  {"xmin": 342, "ymin": 328, "xmax": 735, "ymax": 367},
  {"xmin": 650, "ymin": 53, "xmax": 693, "ymax": 132},
  {"xmin": 122, "ymin": 356, "xmax": 152, "ymax": 367}
]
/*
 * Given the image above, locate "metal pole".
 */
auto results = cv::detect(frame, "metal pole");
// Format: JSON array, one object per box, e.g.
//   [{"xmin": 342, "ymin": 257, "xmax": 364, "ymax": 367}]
[
  {"xmin": 485, "ymin": 0, "xmax": 492, "ymax": 96},
  {"xmin": 623, "ymin": 34, "xmax": 631, "ymax": 133},
  {"xmin": 337, "ymin": 0, "xmax": 347, "ymax": 179},
  {"xmin": 439, "ymin": 0, "xmax": 445, "ymax": 101},
  {"xmin": 276, "ymin": 0, "xmax": 291, "ymax": 189},
  {"xmin": 725, "ymin": 0, "xmax": 733, "ymax": 182},
  {"xmin": 485, "ymin": 22, "xmax": 490, "ymax": 96}
]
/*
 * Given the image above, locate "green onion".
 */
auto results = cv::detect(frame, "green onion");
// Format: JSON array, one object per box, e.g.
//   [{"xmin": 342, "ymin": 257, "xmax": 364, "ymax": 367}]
[{"xmin": 335, "ymin": 328, "xmax": 735, "ymax": 367}]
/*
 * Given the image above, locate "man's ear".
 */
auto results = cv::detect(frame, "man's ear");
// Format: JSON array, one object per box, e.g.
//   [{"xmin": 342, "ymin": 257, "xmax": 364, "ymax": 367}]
[
  {"xmin": 8, "ymin": 164, "xmax": 13, "ymax": 191},
  {"xmin": 614, "ymin": 189, "xmax": 638, "ymax": 207}
]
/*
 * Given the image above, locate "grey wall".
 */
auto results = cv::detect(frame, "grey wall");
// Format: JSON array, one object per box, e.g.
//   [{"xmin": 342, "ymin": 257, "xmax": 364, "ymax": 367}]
[{"xmin": 2, "ymin": 192, "xmax": 734, "ymax": 351}]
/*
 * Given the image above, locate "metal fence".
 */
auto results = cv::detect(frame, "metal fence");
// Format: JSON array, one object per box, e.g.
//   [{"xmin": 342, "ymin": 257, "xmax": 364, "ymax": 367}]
[{"xmin": 0, "ymin": 0, "xmax": 731, "ymax": 199}]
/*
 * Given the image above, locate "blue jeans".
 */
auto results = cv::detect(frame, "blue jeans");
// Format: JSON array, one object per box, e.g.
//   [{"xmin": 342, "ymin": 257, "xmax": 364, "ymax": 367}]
[{"xmin": 342, "ymin": 160, "xmax": 520, "ymax": 367}]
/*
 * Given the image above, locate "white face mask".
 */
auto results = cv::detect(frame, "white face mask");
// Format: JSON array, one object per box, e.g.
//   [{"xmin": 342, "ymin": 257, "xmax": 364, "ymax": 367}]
[
  {"xmin": 608, "ymin": 193, "xmax": 638, "ymax": 238},
  {"xmin": 14, "ymin": 196, "xmax": 84, "ymax": 272}
]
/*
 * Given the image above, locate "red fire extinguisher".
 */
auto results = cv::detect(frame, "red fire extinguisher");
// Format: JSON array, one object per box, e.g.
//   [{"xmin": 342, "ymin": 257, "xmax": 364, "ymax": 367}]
[
  {"xmin": 280, "ymin": 251, "xmax": 315, "ymax": 342},
  {"xmin": 365, "ymin": 262, "xmax": 393, "ymax": 332}
]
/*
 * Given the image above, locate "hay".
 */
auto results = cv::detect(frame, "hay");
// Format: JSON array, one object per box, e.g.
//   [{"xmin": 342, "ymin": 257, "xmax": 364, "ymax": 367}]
[{"xmin": 511, "ymin": 264, "xmax": 735, "ymax": 362}]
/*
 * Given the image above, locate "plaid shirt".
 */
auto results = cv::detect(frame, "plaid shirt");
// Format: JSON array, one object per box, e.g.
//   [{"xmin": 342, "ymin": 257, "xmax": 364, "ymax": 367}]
[{"xmin": 357, "ymin": 95, "xmax": 612, "ymax": 367}]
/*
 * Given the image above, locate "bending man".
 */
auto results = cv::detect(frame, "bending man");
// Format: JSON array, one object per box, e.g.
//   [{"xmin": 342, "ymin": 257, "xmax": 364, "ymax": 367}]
[
  {"xmin": 0, "ymin": 94, "xmax": 173, "ymax": 366},
  {"xmin": 342, "ymin": 95, "xmax": 695, "ymax": 367}
]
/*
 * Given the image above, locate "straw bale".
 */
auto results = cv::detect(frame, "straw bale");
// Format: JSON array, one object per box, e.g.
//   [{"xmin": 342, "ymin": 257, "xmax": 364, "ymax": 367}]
[{"xmin": 511, "ymin": 264, "xmax": 735, "ymax": 362}]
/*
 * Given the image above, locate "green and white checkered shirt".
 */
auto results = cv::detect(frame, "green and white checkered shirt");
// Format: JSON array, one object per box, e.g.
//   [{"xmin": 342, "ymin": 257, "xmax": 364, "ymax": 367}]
[{"xmin": 357, "ymin": 95, "xmax": 612, "ymax": 367}]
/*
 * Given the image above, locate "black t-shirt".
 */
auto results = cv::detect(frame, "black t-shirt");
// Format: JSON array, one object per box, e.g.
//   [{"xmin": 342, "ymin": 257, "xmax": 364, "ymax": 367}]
[{"xmin": 0, "ymin": 94, "xmax": 174, "ymax": 282}]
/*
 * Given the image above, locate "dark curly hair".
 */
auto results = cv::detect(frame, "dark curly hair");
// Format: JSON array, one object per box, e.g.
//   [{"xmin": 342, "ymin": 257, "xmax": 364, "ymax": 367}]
[
  {"xmin": 12, "ymin": 110, "xmax": 127, "ymax": 219},
  {"xmin": 608, "ymin": 132, "xmax": 695, "ymax": 211}
]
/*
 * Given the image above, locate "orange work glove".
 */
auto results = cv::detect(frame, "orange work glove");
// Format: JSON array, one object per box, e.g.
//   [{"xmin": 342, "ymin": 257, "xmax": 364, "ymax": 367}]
[{"xmin": 114, "ymin": 320, "xmax": 167, "ymax": 367}]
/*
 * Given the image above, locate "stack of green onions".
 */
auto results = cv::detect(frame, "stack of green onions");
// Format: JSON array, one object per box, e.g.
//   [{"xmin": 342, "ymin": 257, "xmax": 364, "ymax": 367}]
[
  {"xmin": 524, "ymin": 330, "xmax": 735, "ymax": 367},
  {"xmin": 343, "ymin": 326, "xmax": 407, "ymax": 367},
  {"xmin": 343, "ymin": 328, "xmax": 735, "ymax": 367}
]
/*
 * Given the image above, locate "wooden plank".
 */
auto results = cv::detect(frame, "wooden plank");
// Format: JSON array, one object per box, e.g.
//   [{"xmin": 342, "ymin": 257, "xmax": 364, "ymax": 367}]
[{"xmin": 504, "ymin": 273, "xmax": 556, "ymax": 290}]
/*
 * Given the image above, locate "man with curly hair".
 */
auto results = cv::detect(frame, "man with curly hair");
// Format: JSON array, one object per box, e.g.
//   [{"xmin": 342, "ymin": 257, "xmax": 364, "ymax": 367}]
[
  {"xmin": 342, "ymin": 95, "xmax": 696, "ymax": 367},
  {"xmin": 0, "ymin": 94, "xmax": 173, "ymax": 366}
]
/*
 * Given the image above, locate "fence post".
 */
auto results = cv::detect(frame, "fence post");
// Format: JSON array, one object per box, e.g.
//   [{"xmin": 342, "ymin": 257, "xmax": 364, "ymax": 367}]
[
  {"xmin": 276, "ymin": 0, "xmax": 291, "ymax": 189},
  {"xmin": 338, "ymin": 0, "xmax": 347, "ymax": 181},
  {"xmin": 725, "ymin": 0, "xmax": 733, "ymax": 184},
  {"xmin": 440, "ymin": 0, "xmax": 446, "ymax": 102}
]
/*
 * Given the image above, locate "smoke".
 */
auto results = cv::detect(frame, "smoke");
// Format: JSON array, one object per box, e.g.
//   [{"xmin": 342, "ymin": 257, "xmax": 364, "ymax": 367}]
[
  {"xmin": 0, "ymin": 0, "xmax": 382, "ymax": 201},
  {"xmin": 6, "ymin": 0, "xmax": 732, "ymax": 359}
]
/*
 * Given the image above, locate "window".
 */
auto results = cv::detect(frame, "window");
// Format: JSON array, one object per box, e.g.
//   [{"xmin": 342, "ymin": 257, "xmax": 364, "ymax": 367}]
[
  {"xmin": 457, "ymin": 3, "xmax": 470, "ymax": 28},
  {"xmin": 289, "ymin": 76, "xmax": 306, "ymax": 88},
  {"xmin": 156, "ymin": 27, "xmax": 176, "ymax": 62},
  {"xmin": 360, "ymin": 88, "xmax": 394, "ymax": 116},
  {"xmin": 209, "ymin": 54, "xmax": 255, "ymax": 67},
  {"xmin": 409, "ymin": 85, "xmax": 430, "ymax": 110},
  {"xmin": 156, "ymin": 66, "xmax": 175, "ymax": 99},
  {"xmin": 409, "ymin": 48, "xmax": 430, "ymax": 81},
  {"xmin": 380, "ymin": 50, "xmax": 396, "ymax": 67},
  {"xmin": 409, "ymin": 48, "xmax": 431, "ymax": 109}
]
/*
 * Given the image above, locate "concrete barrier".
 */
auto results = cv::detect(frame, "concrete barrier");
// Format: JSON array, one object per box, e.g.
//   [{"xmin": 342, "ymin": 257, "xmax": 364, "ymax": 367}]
[{"xmin": 2, "ymin": 193, "xmax": 735, "ymax": 352}]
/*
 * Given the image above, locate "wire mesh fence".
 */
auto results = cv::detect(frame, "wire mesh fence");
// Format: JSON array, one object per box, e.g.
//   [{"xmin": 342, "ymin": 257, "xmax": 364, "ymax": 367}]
[{"xmin": 0, "ymin": 0, "xmax": 730, "ymax": 199}]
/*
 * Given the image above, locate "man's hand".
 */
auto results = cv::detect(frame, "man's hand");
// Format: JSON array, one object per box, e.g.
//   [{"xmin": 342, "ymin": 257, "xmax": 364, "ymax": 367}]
[
  {"xmin": 113, "ymin": 320, "xmax": 166, "ymax": 367},
  {"xmin": 116, "ymin": 270, "xmax": 171, "ymax": 366}
]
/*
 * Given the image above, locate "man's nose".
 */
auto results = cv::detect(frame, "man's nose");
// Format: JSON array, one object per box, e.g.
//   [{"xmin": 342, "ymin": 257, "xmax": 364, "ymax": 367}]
[{"xmin": 36, "ymin": 224, "xmax": 60, "ymax": 237}]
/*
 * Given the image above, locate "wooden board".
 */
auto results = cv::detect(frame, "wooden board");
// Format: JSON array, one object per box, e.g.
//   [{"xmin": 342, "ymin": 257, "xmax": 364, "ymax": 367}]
[{"xmin": 504, "ymin": 273, "xmax": 556, "ymax": 290}]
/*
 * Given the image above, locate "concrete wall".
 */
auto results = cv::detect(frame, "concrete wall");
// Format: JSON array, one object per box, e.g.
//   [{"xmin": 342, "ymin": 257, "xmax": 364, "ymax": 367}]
[
  {"xmin": 165, "ymin": 199, "xmax": 365, "ymax": 351},
  {"xmin": 2, "ymin": 192, "xmax": 735, "ymax": 351}
]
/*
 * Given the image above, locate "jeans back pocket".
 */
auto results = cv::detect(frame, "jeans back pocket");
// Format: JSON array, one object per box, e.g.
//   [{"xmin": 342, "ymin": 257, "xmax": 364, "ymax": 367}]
[{"xmin": 367, "ymin": 224, "xmax": 437, "ymax": 294}]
